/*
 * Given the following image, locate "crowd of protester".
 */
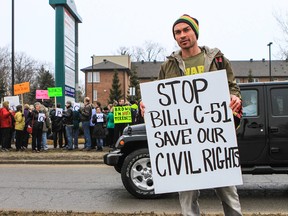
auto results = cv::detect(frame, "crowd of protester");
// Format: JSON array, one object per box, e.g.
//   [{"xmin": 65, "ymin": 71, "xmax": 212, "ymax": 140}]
[{"xmin": 0, "ymin": 97, "xmax": 142, "ymax": 153}]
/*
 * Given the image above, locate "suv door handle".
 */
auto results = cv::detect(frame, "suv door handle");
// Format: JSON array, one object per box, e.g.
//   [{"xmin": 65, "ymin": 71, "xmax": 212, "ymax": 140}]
[
  {"xmin": 271, "ymin": 147, "xmax": 280, "ymax": 153},
  {"xmin": 248, "ymin": 122, "xmax": 263, "ymax": 128},
  {"xmin": 269, "ymin": 127, "xmax": 279, "ymax": 133}
]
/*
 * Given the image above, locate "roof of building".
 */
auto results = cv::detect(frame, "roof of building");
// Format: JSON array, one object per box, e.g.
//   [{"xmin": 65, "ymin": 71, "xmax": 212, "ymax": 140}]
[
  {"xmin": 81, "ymin": 59, "xmax": 288, "ymax": 78},
  {"xmin": 132, "ymin": 59, "xmax": 288, "ymax": 79},
  {"xmin": 81, "ymin": 60, "xmax": 129, "ymax": 72},
  {"xmin": 231, "ymin": 60, "xmax": 288, "ymax": 77},
  {"xmin": 132, "ymin": 61, "xmax": 162, "ymax": 78}
]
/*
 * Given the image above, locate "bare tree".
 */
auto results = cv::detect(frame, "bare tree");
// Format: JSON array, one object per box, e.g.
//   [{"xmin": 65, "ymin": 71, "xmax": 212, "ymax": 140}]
[
  {"xmin": 274, "ymin": 11, "xmax": 288, "ymax": 59},
  {"xmin": 0, "ymin": 47, "xmax": 10, "ymax": 99},
  {"xmin": 117, "ymin": 46, "xmax": 131, "ymax": 56},
  {"xmin": 117, "ymin": 40, "xmax": 166, "ymax": 62},
  {"xmin": 14, "ymin": 52, "xmax": 36, "ymax": 84}
]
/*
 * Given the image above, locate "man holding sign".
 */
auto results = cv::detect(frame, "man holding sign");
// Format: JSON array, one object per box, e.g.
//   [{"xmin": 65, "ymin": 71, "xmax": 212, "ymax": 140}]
[{"xmin": 141, "ymin": 15, "xmax": 242, "ymax": 216}]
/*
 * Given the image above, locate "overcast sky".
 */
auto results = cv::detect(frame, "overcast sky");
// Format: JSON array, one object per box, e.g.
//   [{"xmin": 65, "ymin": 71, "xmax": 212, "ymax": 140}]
[{"xmin": 0, "ymin": 0, "xmax": 287, "ymax": 83}]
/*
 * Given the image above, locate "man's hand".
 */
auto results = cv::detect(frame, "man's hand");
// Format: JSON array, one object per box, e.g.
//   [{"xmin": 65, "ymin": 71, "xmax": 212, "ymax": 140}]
[
  {"xmin": 139, "ymin": 101, "xmax": 145, "ymax": 117},
  {"xmin": 230, "ymin": 94, "xmax": 242, "ymax": 112}
]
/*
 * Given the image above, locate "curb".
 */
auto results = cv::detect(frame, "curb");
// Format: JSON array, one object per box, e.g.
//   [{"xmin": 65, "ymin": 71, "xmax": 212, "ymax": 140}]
[{"xmin": 0, "ymin": 160, "xmax": 104, "ymax": 165}]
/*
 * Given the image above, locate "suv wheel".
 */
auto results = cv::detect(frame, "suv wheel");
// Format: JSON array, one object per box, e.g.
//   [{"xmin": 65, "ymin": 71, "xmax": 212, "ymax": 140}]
[{"xmin": 121, "ymin": 148, "xmax": 157, "ymax": 199}]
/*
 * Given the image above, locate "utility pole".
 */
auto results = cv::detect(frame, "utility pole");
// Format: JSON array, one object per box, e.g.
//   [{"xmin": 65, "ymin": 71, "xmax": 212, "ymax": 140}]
[
  {"xmin": 91, "ymin": 56, "xmax": 94, "ymax": 103},
  {"xmin": 12, "ymin": 0, "xmax": 15, "ymax": 95},
  {"xmin": 267, "ymin": 42, "xmax": 273, "ymax": 81}
]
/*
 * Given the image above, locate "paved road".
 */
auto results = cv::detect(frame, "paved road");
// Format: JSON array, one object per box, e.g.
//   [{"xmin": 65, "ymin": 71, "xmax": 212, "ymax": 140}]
[{"xmin": 0, "ymin": 164, "xmax": 288, "ymax": 214}]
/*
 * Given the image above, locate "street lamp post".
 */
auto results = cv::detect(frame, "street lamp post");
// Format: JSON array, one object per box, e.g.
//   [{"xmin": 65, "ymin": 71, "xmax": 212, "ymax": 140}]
[
  {"xmin": 11, "ymin": 0, "xmax": 15, "ymax": 95},
  {"xmin": 267, "ymin": 42, "xmax": 273, "ymax": 81},
  {"xmin": 91, "ymin": 56, "xmax": 94, "ymax": 103}
]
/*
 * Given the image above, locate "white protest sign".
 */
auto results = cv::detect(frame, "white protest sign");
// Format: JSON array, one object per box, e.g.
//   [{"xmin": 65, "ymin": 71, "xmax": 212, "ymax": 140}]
[
  {"xmin": 4, "ymin": 96, "xmax": 20, "ymax": 111},
  {"xmin": 73, "ymin": 102, "xmax": 80, "ymax": 111},
  {"xmin": 38, "ymin": 113, "xmax": 45, "ymax": 122},
  {"xmin": 55, "ymin": 108, "xmax": 63, "ymax": 117},
  {"xmin": 96, "ymin": 113, "xmax": 104, "ymax": 122},
  {"xmin": 140, "ymin": 70, "xmax": 243, "ymax": 194}
]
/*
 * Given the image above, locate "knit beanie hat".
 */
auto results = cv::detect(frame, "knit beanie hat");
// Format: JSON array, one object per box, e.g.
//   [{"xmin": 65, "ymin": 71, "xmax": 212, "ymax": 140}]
[{"xmin": 172, "ymin": 14, "xmax": 199, "ymax": 39}]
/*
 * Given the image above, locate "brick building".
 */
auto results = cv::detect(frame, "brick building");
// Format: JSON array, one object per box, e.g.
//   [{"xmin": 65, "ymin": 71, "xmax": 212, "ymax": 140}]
[{"xmin": 81, "ymin": 56, "xmax": 288, "ymax": 106}]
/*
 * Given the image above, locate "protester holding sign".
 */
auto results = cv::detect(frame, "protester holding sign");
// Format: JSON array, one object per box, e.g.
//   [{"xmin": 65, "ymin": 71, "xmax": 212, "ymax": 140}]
[
  {"xmin": 49, "ymin": 104, "xmax": 64, "ymax": 149},
  {"xmin": 114, "ymin": 99, "xmax": 129, "ymax": 143},
  {"xmin": 14, "ymin": 105, "xmax": 25, "ymax": 151},
  {"xmin": 92, "ymin": 107, "xmax": 106, "ymax": 151},
  {"xmin": 62, "ymin": 101, "xmax": 74, "ymax": 150},
  {"xmin": 27, "ymin": 102, "xmax": 44, "ymax": 152},
  {"xmin": 23, "ymin": 104, "xmax": 31, "ymax": 149},
  {"xmin": 142, "ymin": 14, "xmax": 243, "ymax": 216},
  {"xmin": 79, "ymin": 97, "xmax": 92, "ymax": 151},
  {"xmin": 0, "ymin": 101, "xmax": 14, "ymax": 152}
]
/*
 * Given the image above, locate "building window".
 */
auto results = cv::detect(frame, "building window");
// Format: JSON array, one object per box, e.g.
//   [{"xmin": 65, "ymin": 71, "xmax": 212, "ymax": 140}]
[
  {"xmin": 235, "ymin": 78, "xmax": 241, "ymax": 83},
  {"xmin": 88, "ymin": 72, "xmax": 100, "ymax": 83},
  {"xmin": 93, "ymin": 89, "xmax": 97, "ymax": 102}
]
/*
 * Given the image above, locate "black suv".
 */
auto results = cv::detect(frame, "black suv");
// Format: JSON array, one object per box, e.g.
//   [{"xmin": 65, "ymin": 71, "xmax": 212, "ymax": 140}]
[{"xmin": 104, "ymin": 81, "xmax": 288, "ymax": 199}]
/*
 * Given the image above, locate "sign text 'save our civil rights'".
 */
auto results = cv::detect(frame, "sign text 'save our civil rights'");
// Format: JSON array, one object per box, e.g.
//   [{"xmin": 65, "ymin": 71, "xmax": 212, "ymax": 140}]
[{"xmin": 140, "ymin": 70, "xmax": 243, "ymax": 194}]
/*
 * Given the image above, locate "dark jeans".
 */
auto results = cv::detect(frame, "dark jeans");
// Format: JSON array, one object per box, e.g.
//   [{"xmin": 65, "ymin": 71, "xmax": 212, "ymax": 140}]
[
  {"xmin": 1, "ymin": 128, "xmax": 11, "ymax": 149},
  {"xmin": 90, "ymin": 126, "xmax": 96, "ymax": 149},
  {"xmin": 15, "ymin": 129, "xmax": 24, "ymax": 150},
  {"xmin": 32, "ymin": 127, "xmax": 42, "ymax": 151},
  {"xmin": 22, "ymin": 129, "xmax": 29, "ymax": 148},
  {"xmin": 53, "ymin": 130, "xmax": 63, "ymax": 148},
  {"xmin": 73, "ymin": 127, "xmax": 79, "ymax": 148},
  {"xmin": 114, "ymin": 123, "xmax": 126, "ymax": 144},
  {"xmin": 107, "ymin": 128, "xmax": 115, "ymax": 147}
]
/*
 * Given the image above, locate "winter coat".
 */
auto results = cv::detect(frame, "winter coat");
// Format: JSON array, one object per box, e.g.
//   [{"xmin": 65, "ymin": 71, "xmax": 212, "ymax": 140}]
[
  {"xmin": 14, "ymin": 111, "xmax": 25, "ymax": 131},
  {"xmin": 28, "ymin": 110, "xmax": 44, "ymax": 130},
  {"xmin": 0, "ymin": 107, "xmax": 13, "ymax": 128},
  {"xmin": 72, "ymin": 110, "xmax": 80, "ymax": 129},
  {"xmin": 49, "ymin": 109, "xmax": 63, "ymax": 132},
  {"xmin": 91, "ymin": 113, "xmax": 106, "ymax": 139},
  {"xmin": 106, "ymin": 112, "xmax": 114, "ymax": 129},
  {"xmin": 79, "ymin": 103, "xmax": 92, "ymax": 122},
  {"xmin": 42, "ymin": 112, "xmax": 51, "ymax": 132},
  {"xmin": 158, "ymin": 46, "xmax": 241, "ymax": 98},
  {"xmin": 62, "ymin": 107, "xmax": 73, "ymax": 125}
]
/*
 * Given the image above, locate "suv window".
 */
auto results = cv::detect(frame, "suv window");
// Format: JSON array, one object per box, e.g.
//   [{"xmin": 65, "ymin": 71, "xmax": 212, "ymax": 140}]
[
  {"xmin": 242, "ymin": 90, "xmax": 258, "ymax": 117},
  {"xmin": 271, "ymin": 88, "xmax": 288, "ymax": 116}
]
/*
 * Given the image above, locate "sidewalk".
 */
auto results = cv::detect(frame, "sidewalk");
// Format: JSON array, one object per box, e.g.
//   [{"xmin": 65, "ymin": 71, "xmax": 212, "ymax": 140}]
[{"xmin": 0, "ymin": 139, "xmax": 110, "ymax": 165}]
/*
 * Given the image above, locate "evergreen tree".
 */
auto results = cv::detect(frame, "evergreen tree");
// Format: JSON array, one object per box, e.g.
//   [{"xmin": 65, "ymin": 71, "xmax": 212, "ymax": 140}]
[
  {"xmin": 108, "ymin": 70, "xmax": 122, "ymax": 104},
  {"xmin": 28, "ymin": 65, "xmax": 55, "ymax": 105},
  {"xmin": 248, "ymin": 69, "xmax": 253, "ymax": 82},
  {"xmin": 127, "ymin": 66, "xmax": 141, "ymax": 102}
]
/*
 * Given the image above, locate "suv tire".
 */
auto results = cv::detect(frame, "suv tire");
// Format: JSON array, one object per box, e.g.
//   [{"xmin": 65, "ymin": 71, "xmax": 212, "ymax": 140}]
[{"xmin": 121, "ymin": 148, "xmax": 157, "ymax": 199}]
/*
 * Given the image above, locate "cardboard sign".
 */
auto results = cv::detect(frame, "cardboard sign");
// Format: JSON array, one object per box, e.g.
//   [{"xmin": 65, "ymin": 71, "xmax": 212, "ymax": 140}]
[
  {"xmin": 55, "ymin": 108, "xmax": 63, "ymax": 117},
  {"xmin": 48, "ymin": 87, "xmax": 63, "ymax": 97},
  {"xmin": 14, "ymin": 82, "xmax": 30, "ymax": 95},
  {"xmin": 4, "ymin": 96, "xmax": 20, "ymax": 111},
  {"xmin": 96, "ymin": 113, "xmax": 104, "ymax": 123},
  {"xmin": 73, "ymin": 103, "xmax": 80, "ymax": 111},
  {"xmin": 36, "ymin": 90, "xmax": 50, "ymax": 99},
  {"xmin": 114, "ymin": 106, "xmax": 132, "ymax": 123},
  {"xmin": 38, "ymin": 113, "xmax": 45, "ymax": 122},
  {"xmin": 140, "ymin": 70, "xmax": 243, "ymax": 194}
]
